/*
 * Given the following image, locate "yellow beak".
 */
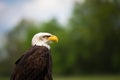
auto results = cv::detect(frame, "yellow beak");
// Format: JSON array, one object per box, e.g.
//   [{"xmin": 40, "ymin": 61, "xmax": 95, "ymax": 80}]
[{"xmin": 48, "ymin": 35, "xmax": 58, "ymax": 42}]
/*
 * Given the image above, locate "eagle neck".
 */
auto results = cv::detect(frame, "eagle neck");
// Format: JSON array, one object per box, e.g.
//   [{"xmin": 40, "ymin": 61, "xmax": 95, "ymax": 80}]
[{"xmin": 34, "ymin": 43, "xmax": 50, "ymax": 50}]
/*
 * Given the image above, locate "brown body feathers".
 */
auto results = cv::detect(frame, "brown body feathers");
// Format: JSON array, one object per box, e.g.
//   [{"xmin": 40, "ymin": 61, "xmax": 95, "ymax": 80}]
[{"xmin": 10, "ymin": 46, "xmax": 52, "ymax": 80}]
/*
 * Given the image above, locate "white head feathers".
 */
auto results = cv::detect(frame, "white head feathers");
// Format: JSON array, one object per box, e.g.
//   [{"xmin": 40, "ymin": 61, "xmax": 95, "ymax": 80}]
[
  {"xmin": 32, "ymin": 32, "xmax": 52, "ymax": 49},
  {"xmin": 32, "ymin": 32, "xmax": 58, "ymax": 49}
]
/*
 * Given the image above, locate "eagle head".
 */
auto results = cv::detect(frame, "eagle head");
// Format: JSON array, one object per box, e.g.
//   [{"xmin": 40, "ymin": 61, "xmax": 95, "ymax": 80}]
[{"xmin": 32, "ymin": 32, "xmax": 58, "ymax": 49}]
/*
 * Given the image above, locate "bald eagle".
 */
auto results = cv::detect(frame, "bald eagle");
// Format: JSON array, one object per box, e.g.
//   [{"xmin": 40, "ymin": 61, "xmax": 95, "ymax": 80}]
[{"xmin": 10, "ymin": 32, "xmax": 58, "ymax": 80}]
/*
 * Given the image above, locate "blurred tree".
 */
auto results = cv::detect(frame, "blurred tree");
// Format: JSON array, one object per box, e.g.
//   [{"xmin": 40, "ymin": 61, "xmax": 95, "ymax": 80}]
[
  {"xmin": 69, "ymin": 0, "xmax": 120, "ymax": 74},
  {"xmin": 0, "ymin": 19, "xmax": 37, "ymax": 76}
]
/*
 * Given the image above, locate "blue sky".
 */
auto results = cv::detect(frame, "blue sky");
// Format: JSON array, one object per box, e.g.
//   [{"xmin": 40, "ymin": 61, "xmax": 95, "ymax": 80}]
[
  {"xmin": 0, "ymin": 0, "xmax": 84, "ymax": 47},
  {"xmin": 1, "ymin": 0, "xmax": 29, "ymax": 4}
]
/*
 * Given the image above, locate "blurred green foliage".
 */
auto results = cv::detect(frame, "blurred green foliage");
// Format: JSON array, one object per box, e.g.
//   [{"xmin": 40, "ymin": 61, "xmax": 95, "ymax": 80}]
[
  {"xmin": 0, "ymin": 0, "xmax": 120, "ymax": 77},
  {"xmin": 1, "ymin": 75, "xmax": 120, "ymax": 80}
]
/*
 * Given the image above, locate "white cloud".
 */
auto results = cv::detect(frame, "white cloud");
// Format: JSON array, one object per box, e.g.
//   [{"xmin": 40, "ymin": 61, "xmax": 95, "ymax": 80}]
[
  {"xmin": 0, "ymin": 0, "xmax": 76, "ymax": 32},
  {"xmin": 20, "ymin": 0, "xmax": 75, "ymax": 24},
  {"xmin": 0, "ymin": 0, "xmax": 85, "ymax": 33}
]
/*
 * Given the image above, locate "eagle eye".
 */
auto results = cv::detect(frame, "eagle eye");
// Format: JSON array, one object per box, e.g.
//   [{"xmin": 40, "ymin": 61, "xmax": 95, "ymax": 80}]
[{"xmin": 43, "ymin": 35, "xmax": 51, "ymax": 38}]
